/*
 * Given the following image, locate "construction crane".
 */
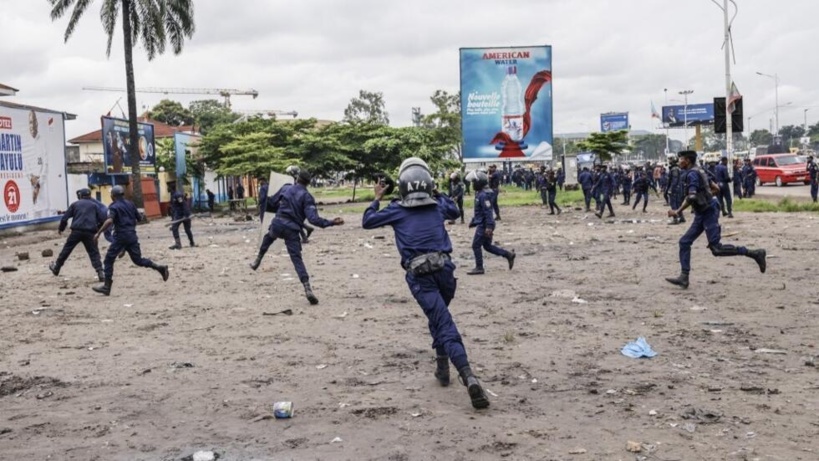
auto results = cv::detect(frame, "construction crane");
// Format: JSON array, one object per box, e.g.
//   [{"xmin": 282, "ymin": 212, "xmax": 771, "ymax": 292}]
[
  {"xmin": 82, "ymin": 86, "xmax": 259, "ymax": 108},
  {"xmin": 234, "ymin": 109, "xmax": 298, "ymax": 122}
]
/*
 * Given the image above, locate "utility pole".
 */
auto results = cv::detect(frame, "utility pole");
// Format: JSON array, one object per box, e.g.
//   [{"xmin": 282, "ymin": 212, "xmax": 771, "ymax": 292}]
[
  {"xmin": 664, "ymin": 88, "xmax": 670, "ymax": 155},
  {"xmin": 722, "ymin": 0, "xmax": 735, "ymax": 161},
  {"xmin": 679, "ymin": 90, "xmax": 694, "ymax": 149},
  {"xmin": 756, "ymin": 71, "xmax": 780, "ymax": 137}
]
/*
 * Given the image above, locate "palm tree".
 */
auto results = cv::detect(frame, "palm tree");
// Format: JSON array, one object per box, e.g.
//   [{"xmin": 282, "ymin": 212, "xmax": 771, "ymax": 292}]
[{"xmin": 49, "ymin": 0, "xmax": 195, "ymax": 207}]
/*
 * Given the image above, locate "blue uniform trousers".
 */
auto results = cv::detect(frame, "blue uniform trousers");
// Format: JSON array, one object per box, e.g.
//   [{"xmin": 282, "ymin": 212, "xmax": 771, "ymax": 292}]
[
  {"xmin": 261, "ymin": 220, "xmax": 310, "ymax": 283},
  {"xmin": 472, "ymin": 227, "xmax": 510, "ymax": 269},
  {"xmin": 811, "ymin": 181, "xmax": 818, "ymax": 202},
  {"xmin": 55, "ymin": 229, "xmax": 102, "ymax": 272},
  {"xmin": 104, "ymin": 233, "xmax": 154, "ymax": 279},
  {"xmin": 622, "ymin": 185, "xmax": 631, "ymax": 204},
  {"xmin": 679, "ymin": 200, "xmax": 747, "ymax": 272},
  {"xmin": 405, "ymin": 262, "xmax": 468, "ymax": 370},
  {"xmin": 597, "ymin": 193, "xmax": 613, "ymax": 214},
  {"xmin": 171, "ymin": 217, "xmax": 194, "ymax": 244},
  {"xmin": 633, "ymin": 192, "xmax": 648, "ymax": 210},
  {"xmin": 582, "ymin": 188, "xmax": 592, "ymax": 209},
  {"xmin": 733, "ymin": 180, "xmax": 743, "ymax": 199},
  {"xmin": 718, "ymin": 184, "xmax": 732, "ymax": 214},
  {"xmin": 490, "ymin": 190, "xmax": 501, "ymax": 219}
]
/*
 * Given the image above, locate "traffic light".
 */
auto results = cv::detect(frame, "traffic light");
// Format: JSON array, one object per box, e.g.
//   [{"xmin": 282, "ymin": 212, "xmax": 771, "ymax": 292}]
[{"xmin": 714, "ymin": 97, "xmax": 743, "ymax": 133}]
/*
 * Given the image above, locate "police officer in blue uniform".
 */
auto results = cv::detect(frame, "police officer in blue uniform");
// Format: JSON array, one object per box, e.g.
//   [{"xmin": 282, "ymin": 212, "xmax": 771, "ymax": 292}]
[
  {"xmin": 665, "ymin": 151, "xmax": 766, "ymax": 289},
  {"xmin": 632, "ymin": 170, "xmax": 656, "ymax": 212},
  {"xmin": 621, "ymin": 168, "xmax": 633, "ymax": 205},
  {"xmin": 168, "ymin": 190, "xmax": 195, "ymax": 249},
  {"xmin": 286, "ymin": 165, "xmax": 315, "ymax": 243},
  {"xmin": 808, "ymin": 156, "xmax": 818, "ymax": 202},
  {"xmin": 362, "ymin": 157, "xmax": 490, "ymax": 410},
  {"xmin": 49, "ymin": 188, "xmax": 107, "ymax": 281},
  {"xmin": 741, "ymin": 158, "xmax": 756, "ymax": 198},
  {"xmin": 488, "ymin": 164, "xmax": 502, "ymax": 220},
  {"xmin": 667, "ymin": 157, "xmax": 685, "ymax": 225},
  {"xmin": 543, "ymin": 169, "xmax": 561, "ymax": 215},
  {"xmin": 578, "ymin": 167, "xmax": 594, "ymax": 212},
  {"xmin": 466, "ymin": 170, "xmax": 515, "ymax": 275},
  {"xmin": 732, "ymin": 159, "xmax": 744, "ymax": 200},
  {"xmin": 248, "ymin": 167, "xmax": 344, "ymax": 304},
  {"xmin": 715, "ymin": 157, "xmax": 734, "ymax": 218},
  {"xmin": 258, "ymin": 179, "xmax": 269, "ymax": 223},
  {"xmin": 594, "ymin": 165, "xmax": 615, "ymax": 219},
  {"xmin": 448, "ymin": 172, "xmax": 465, "ymax": 224},
  {"xmin": 92, "ymin": 186, "xmax": 169, "ymax": 295},
  {"xmin": 590, "ymin": 165, "xmax": 602, "ymax": 211}
]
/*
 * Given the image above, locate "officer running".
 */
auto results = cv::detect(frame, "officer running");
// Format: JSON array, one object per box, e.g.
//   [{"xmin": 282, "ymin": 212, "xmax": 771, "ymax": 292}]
[
  {"xmin": 92, "ymin": 185, "xmax": 169, "ymax": 295},
  {"xmin": 488, "ymin": 164, "xmax": 502, "ymax": 220},
  {"xmin": 665, "ymin": 151, "xmax": 767, "ymax": 289},
  {"xmin": 361, "ymin": 157, "xmax": 490, "ymax": 410},
  {"xmin": 466, "ymin": 170, "xmax": 515, "ymax": 275},
  {"xmin": 620, "ymin": 168, "xmax": 632, "ymax": 206},
  {"xmin": 447, "ymin": 172, "xmax": 465, "ymax": 224},
  {"xmin": 594, "ymin": 165, "xmax": 615, "ymax": 219},
  {"xmin": 49, "ymin": 188, "xmax": 106, "ymax": 281},
  {"xmin": 667, "ymin": 157, "xmax": 686, "ymax": 225},
  {"xmin": 248, "ymin": 167, "xmax": 343, "ymax": 304},
  {"xmin": 168, "ymin": 190, "xmax": 195, "ymax": 249}
]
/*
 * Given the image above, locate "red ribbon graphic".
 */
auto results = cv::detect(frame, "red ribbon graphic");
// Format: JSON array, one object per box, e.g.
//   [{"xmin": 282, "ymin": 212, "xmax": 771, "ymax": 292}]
[{"xmin": 489, "ymin": 70, "xmax": 552, "ymax": 158}]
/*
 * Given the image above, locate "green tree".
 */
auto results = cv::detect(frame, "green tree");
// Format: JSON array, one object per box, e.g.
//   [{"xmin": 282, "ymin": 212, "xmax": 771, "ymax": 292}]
[
  {"xmin": 553, "ymin": 137, "xmax": 581, "ymax": 157},
  {"xmin": 750, "ymin": 129, "xmax": 773, "ymax": 146},
  {"xmin": 631, "ymin": 133, "xmax": 669, "ymax": 160},
  {"xmin": 50, "ymin": 0, "xmax": 195, "ymax": 207},
  {"xmin": 343, "ymin": 90, "xmax": 389, "ymax": 125},
  {"xmin": 423, "ymin": 90, "xmax": 462, "ymax": 163},
  {"xmin": 148, "ymin": 99, "xmax": 194, "ymax": 126},
  {"xmin": 778, "ymin": 125, "xmax": 805, "ymax": 147},
  {"xmin": 577, "ymin": 131, "xmax": 630, "ymax": 161},
  {"xmin": 189, "ymin": 99, "xmax": 239, "ymax": 134}
]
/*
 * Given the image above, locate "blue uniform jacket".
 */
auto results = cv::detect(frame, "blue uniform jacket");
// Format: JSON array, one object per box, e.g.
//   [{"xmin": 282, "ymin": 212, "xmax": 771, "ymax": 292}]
[
  {"xmin": 809, "ymin": 162, "xmax": 818, "ymax": 182},
  {"xmin": 578, "ymin": 171, "xmax": 593, "ymax": 190},
  {"xmin": 489, "ymin": 171, "xmax": 502, "ymax": 190},
  {"xmin": 361, "ymin": 195, "xmax": 458, "ymax": 267},
  {"xmin": 108, "ymin": 199, "xmax": 141, "ymax": 237},
  {"xmin": 597, "ymin": 172, "xmax": 615, "ymax": 195},
  {"xmin": 266, "ymin": 183, "xmax": 334, "ymax": 231},
  {"xmin": 170, "ymin": 191, "xmax": 191, "ymax": 220},
  {"xmin": 60, "ymin": 198, "xmax": 106, "ymax": 233},
  {"xmin": 741, "ymin": 165, "xmax": 756, "ymax": 182},
  {"xmin": 715, "ymin": 164, "xmax": 731, "ymax": 184},
  {"xmin": 469, "ymin": 189, "xmax": 496, "ymax": 230},
  {"xmin": 448, "ymin": 181, "xmax": 464, "ymax": 201},
  {"xmin": 684, "ymin": 167, "xmax": 717, "ymax": 215}
]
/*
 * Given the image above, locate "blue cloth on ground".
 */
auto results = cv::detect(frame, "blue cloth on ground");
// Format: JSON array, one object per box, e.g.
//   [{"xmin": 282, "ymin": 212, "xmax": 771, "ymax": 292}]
[{"xmin": 621, "ymin": 337, "xmax": 657, "ymax": 358}]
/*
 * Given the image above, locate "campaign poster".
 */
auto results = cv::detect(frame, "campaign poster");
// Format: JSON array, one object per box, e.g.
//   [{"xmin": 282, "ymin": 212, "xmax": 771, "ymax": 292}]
[
  {"xmin": 101, "ymin": 116, "xmax": 156, "ymax": 174},
  {"xmin": 0, "ymin": 103, "xmax": 69, "ymax": 229},
  {"xmin": 661, "ymin": 103, "xmax": 715, "ymax": 127},
  {"xmin": 601, "ymin": 112, "xmax": 629, "ymax": 132},
  {"xmin": 460, "ymin": 46, "xmax": 553, "ymax": 162}
]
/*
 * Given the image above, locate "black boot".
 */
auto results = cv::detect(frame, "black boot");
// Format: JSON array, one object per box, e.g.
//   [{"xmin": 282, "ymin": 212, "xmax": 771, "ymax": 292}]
[
  {"xmin": 302, "ymin": 227, "xmax": 314, "ymax": 244},
  {"xmin": 92, "ymin": 277, "xmax": 113, "ymax": 296},
  {"xmin": 96, "ymin": 269, "xmax": 105, "ymax": 282},
  {"xmin": 665, "ymin": 271, "xmax": 689, "ymax": 289},
  {"xmin": 748, "ymin": 249, "xmax": 767, "ymax": 273},
  {"xmin": 458, "ymin": 366, "xmax": 490, "ymax": 409},
  {"xmin": 506, "ymin": 250, "xmax": 516, "ymax": 270},
  {"xmin": 169, "ymin": 238, "xmax": 182, "ymax": 250},
  {"xmin": 49, "ymin": 262, "xmax": 60, "ymax": 276},
  {"xmin": 248, "ymin": 254, "xmax": 263, "ymax": 271},
  {"xmin": 189, "ymin": 239, "xmax": 196, "ymax": 247},
  {"xmin": 303, "ymin": 281, "xmax": 319, "ymax": 305},
  {"xmin": 434, "ymin": 356, "xmax": 450, "ymax": 387},
  {"xmin": 556, "ymin": 207, "xmax": 561, "ymax": 215},
  {"xmin": 669, "ymin": 217, "xmax": 679, "ymax": 225},
  {"xmin": 467, "ymin": 267, "xmax": 485, "ymax": 275},
  {"xmin": 151, "ymin": 262, "xmax": 170, "ymax": 281}
]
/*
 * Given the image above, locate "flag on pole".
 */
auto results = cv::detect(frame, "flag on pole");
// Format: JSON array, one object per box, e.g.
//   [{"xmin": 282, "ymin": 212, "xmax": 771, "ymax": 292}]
[
  {"xmin": 651, "ymin": 101, "xmax": 660, "ymax": 119},
  {"xmin": 727, "ymin": 81, "xmax": 742, "ymax": 114}
]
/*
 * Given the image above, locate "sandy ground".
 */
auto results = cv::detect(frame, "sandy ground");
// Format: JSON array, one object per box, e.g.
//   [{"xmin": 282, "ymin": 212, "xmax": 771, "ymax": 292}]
[{"xmin": 1, "ymin": 195, "xmax": 818, "ymax": 461}]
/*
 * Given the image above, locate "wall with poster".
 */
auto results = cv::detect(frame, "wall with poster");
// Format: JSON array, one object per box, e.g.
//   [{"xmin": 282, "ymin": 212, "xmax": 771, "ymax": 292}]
[
  {"xmin": 0, "ymin": 102, "xmax": 69, "ymax": 230},
  {"xmin": 661, "ymin": 103, "xmax": 714, "ymax": 127},
  {"xmin": 460, "ymin": 45, "xmax": 553, "ymax": 163},
  {"xmin": 600, "ymin": 112, "xmax": 629, "ymax": 132},
  {"xmin": 101, "ymin": 116, "xmax": 156, "ymax": 174}
]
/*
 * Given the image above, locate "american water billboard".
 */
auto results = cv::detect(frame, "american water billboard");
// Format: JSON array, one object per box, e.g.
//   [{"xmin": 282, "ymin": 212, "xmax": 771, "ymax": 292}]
[{"xmin": 460, "ymin": 46, "xmax": 553, "ymax": 163}]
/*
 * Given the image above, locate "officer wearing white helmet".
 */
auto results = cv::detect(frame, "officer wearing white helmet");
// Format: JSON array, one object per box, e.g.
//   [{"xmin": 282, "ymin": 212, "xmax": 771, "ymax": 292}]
[{"xmin": 363, "ymin": 157, "xmax": 490, "ymax": 410}]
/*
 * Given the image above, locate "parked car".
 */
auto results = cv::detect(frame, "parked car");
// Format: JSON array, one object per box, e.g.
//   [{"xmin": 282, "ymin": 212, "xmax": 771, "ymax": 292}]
[{"xmin": 753, "ymin": 154, "xmax": 810, "ymax": 187}]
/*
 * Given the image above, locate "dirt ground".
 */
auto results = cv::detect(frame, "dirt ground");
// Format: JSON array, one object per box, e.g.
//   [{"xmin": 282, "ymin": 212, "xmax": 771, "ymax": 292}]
[{"xmin": 1, "ymin": 196, "xmax": 818, "ymax": 461}]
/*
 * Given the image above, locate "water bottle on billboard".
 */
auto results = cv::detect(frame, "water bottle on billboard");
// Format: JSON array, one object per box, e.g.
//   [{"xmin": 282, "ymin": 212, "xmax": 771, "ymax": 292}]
[{"xmin": 501, "ymin": 66, "xmax": 524, "ymax": 142}]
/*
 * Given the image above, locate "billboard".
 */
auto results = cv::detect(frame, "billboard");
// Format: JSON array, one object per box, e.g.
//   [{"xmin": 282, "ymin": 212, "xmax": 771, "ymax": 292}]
[
  {"xmin": 661, "ymin": 103, "xmax": 714, "ymax": 127},
  {"xmin": 101, "ymin": 116, "xmax": 156, "ymax": 174},
  {"xmin": 460, "ymin": 45, "xmax": 553, "ymax": 162},
  {"xmin": 601, "ymin": 112, "xmax": 629, "ymax": 132},
  {"xmin": 0, "ymin": 103, "xmax": 68, "ymax": 229}
]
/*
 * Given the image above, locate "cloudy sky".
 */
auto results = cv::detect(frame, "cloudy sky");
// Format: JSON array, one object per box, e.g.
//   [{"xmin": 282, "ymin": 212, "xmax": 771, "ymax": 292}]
[{"xmin": 2, "ymin": 0, "xmax": 818, "ymax": 142}]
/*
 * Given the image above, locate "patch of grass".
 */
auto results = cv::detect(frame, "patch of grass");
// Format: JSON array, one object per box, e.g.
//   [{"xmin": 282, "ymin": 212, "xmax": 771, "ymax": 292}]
[{"xmin": 733, "ymin": 197, "xmax": 819, "ymax": 213}]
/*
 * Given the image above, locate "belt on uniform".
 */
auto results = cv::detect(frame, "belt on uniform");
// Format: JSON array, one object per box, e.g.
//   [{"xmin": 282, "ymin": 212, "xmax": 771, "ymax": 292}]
[{"xmin": 404, "ymin": 252, "xmax": 450, "ymax": 276}]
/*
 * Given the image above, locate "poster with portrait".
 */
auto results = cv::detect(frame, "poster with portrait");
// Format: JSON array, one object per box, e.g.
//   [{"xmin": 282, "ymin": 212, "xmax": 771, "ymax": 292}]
[
  {"xmin": 101, "ymin": 116, "xmax": 156, "ymax": 174},
  {"xmin": 0, "ymin": 102, "xmax": 68, "ymax": 229}
]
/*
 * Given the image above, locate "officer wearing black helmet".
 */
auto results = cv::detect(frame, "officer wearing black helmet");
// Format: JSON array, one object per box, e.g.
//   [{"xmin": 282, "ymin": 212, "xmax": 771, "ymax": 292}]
[
  {"xmin": 92, "ymin": 185, "xmax": 169, "ymax": 295},
  {"xmin": 249, "ymin": 166, "xmax": 343, "ymax": 304},
  {"xmin": 362, "ymin": 157, "xmax": 490, "ymax": 410},
  {"xmin": 286, "ymin": 165, "xmax": 315, "ymax": 243},
  {"xmin": 168, "ymin": 190, "xmax": 195, "ymax": 249},
  {"xmin": 665, "ymin": 150, "xmax": 766, "ymax": 289},
  {"xmin": 49, "ymin": 188, "xmax": 107, "ymax": 281},
  {"xmin": 466, "ymin": 169, "xmax": 515, "ymax": 275},
  {"xmin": 808, "ymin": 155, "xmax": 818, "ymax": 202}
]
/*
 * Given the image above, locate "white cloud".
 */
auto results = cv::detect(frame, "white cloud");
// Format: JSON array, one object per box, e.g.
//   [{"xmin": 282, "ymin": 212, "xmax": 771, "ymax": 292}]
[{"xmin": 2, "ymin": 0, "xmax": 817, "ymax": 142}]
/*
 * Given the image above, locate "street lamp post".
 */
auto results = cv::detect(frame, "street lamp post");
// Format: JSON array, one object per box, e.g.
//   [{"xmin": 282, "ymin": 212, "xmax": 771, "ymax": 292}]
[
  {"xmin": 664, "ymin": 88, "xmax": 670, "ymax": 154},
  {"xmin": 679, "ymin": 90, "xmax": 693, "ymax": 149},
  {"xmin": 805, "ymin": 108, "xmax": 810, "ymax": 133},
  {"xmin": 756, "ymin": 71, "xmax": 780, "ymax": 136}
]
